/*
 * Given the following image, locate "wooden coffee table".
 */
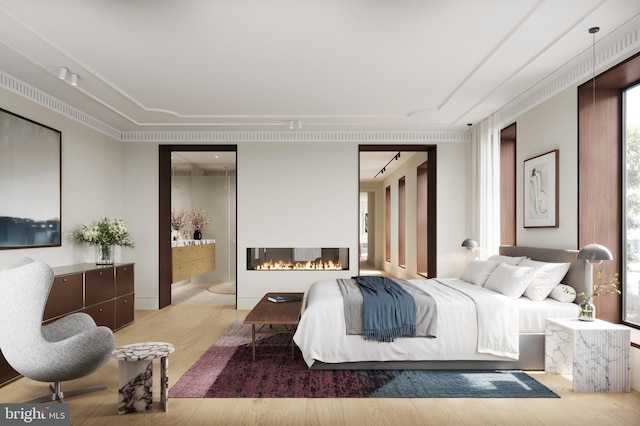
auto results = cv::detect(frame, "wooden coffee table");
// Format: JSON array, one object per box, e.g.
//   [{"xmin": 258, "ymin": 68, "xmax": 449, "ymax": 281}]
[{"xmin": 244, "ymin": 292, "xmax": 304, "ymax": 361}]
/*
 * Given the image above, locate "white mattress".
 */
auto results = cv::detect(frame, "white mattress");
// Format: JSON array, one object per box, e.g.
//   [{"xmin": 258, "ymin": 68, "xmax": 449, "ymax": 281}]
[
  {"xmin": 293, "ymin": 278, "xmax": 580, "ymax": 367},
  {"xmin": 514, "ymin": 295, "xmax": 580, "ymax": 333}
]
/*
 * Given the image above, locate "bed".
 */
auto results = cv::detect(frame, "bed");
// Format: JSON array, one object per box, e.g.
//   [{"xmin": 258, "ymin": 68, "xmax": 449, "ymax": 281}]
[{"xmin": 293, "ymin": 246, "xmax": 586, "ymax": 370}]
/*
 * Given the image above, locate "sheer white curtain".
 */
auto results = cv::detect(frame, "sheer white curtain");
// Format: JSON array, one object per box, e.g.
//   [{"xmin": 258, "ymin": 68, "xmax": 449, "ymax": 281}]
[{"xmin": 467, "ymin": 114, "xmax": 501, "ymax": 259}]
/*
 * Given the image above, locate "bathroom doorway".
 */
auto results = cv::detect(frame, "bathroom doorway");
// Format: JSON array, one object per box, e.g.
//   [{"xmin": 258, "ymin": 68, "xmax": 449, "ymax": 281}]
[{"xmin": 158, "ymin": 145, "xmax": 237, "ymax": 309}]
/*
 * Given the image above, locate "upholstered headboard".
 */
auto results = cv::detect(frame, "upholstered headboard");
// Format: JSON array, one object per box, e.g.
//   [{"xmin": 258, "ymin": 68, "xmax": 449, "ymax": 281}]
[{"xmin": 499, "ymin": 245, "xmax": 586, "ymax": 301}]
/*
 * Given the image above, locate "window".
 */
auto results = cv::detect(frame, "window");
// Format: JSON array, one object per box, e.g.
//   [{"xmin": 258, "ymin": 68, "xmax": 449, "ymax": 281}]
[{"xmin": 623, "ymin": 83, "xmax": 640, "ymax": 326}]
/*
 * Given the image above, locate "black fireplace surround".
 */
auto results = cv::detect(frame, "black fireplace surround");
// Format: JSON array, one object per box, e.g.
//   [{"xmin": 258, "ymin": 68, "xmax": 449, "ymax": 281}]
[{"xmin": 247, "ymin": 247, "xmax": 349, "ymax": 270}]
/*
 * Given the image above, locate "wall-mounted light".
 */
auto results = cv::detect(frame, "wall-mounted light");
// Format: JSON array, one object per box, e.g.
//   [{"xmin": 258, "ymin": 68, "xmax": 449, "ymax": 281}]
[
  {"xmin": 461, "ymin": 239, "xmax": 478, "ymax": 250},
  {"xmin": 70, "ymin": 73, "xmax": 78, "ymax": 86},
  {"xmin": 58, "ymin": 67, "xmax": 68, "ymax": 80}
]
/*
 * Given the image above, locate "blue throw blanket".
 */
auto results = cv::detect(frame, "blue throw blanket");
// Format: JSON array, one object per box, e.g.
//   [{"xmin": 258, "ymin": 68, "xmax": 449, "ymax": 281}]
[{"xmin": 353, "ymin": 276, "xmax": 416, "ymax": 342}]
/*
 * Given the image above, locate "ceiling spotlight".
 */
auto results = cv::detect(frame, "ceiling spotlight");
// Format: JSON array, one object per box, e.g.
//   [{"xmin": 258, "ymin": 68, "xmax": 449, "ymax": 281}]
[
  {"xmin": 58, "ymin": 67, "xmax": 68, "ymax": 80},
  {"xmin": 70, "ymin": 73, "xmax": 78, "ymax": 86}
]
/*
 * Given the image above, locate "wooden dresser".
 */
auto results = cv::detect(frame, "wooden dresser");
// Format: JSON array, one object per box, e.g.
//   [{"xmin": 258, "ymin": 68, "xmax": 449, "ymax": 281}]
[{"xmin": 0, "ymin": 262, "xmax": 135, "ymax": 386}]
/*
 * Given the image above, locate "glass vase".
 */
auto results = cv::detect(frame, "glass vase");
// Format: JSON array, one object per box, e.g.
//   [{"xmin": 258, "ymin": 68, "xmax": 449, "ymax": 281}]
[
  {"xmin": 193, "ymin": 229, "xmax": 202, "ymax": 240},
  {"xmin": 578, "ymin": 300, "xmax": 596, "ymax": 321},
  {"xmin": 95, "ymin": 244, "xmax": 115, "ymax": 265}
]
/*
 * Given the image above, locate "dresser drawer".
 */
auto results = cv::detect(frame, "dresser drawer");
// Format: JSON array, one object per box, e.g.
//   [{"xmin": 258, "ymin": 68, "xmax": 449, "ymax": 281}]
[
  {"xmin": 43, "ymin": 273, "xmax": 83, "ymax": 320},
  {"xmin": 85, "ymin": 267, "xmax": 115, "ymax": 307}
]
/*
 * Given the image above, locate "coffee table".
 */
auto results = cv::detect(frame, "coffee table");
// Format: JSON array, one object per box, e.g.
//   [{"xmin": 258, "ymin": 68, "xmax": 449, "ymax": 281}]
[{"xmin": 244, "ymin": 292, "xmax": 304, "ymax": 361}]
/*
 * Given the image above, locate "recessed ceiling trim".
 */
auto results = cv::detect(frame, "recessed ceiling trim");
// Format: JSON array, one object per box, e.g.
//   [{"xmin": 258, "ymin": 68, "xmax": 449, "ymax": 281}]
[
  {"xmin": 499, "ymin": 22, "xmax": 640, "ymax": 125},
  {"xmin": 0, "ymin": 70, "xmax": 122, "ymax": 140},
  {"xmin": 436, "ymin": 0, "xmax": 546, "ymax": 113},
  {"xmin": 120, "ymin": 130, "xmax": 468, "ymax": 143}
]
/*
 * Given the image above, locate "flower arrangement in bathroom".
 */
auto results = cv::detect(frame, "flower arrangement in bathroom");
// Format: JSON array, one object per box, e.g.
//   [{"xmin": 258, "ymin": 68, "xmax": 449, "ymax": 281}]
[
  {"xmin": 188, "ymin": 209, "xmax": 211, "ymax": 240},
  {"xmin": 72, "ymin": 217, "xmax": 135, "ymax": 264},
  {"xmin": 171, "ymin": 208, "xmax": 187, "ymax": 231}
]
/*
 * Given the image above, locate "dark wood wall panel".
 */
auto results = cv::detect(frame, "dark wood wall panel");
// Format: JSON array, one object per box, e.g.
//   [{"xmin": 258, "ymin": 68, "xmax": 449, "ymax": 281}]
[
  {"xmin": 578, "ymin": 83, "xmax": 621, "ymax": 324},
  {"xmin": 500, "ymin": 124, "xmax": 517, "ymax": 246}
]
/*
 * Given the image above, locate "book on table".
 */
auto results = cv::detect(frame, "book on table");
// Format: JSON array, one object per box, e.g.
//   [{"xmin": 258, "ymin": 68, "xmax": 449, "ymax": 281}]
[{"xmin": 267, "ymin": 295, "xmax": 302, "ymax": 303}]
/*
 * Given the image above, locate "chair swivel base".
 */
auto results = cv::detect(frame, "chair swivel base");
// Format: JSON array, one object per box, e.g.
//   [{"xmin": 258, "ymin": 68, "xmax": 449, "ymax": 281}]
[{"xmin": 24, "ymin": 382, "xmax": 107, "ymax": 403}]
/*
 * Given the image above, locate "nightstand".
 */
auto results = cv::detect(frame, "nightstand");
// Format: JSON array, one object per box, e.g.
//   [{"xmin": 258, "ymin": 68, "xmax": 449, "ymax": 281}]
[{"xmin": 545, "ymin": 318, "xmax": 630, "ymax": 392}]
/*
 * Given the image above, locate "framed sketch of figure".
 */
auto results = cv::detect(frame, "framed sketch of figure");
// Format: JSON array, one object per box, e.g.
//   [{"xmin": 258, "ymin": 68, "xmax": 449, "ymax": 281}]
[{"xmin": 524, "ymin": 149, "xmax": 558, "ymax": 228}]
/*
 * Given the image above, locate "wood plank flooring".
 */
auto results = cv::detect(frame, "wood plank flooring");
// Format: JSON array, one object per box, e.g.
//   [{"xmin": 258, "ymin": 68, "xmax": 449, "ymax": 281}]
[{"xmin": 1, "ymin": 303, "xmax": 639, "ymax": 425}]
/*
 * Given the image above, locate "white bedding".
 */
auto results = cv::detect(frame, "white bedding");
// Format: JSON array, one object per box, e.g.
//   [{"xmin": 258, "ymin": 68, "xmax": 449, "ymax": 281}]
[{"xmin": 293, "ymin": 277, "xmax": 580, "ymax": 368}]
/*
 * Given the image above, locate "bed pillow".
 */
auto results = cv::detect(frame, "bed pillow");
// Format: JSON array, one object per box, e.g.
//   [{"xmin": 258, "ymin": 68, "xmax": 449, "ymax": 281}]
[
  {"xmin": 486, "ymin": 255, "xmax": 527, "ymax": 265},
  {"xmin": 459, "ymin": 260, "xmax": 499, "ymax": 286},
  {"xmin": 519, "ymin": 259, "xmax": 570, "ymax": 301},
  {"xmin": 483, "ymin": 263, "xmax": 537, "ymax": 299},
  {"xmin": 548, "ymin": 284, "xmax": 577, "ymax": 303}
]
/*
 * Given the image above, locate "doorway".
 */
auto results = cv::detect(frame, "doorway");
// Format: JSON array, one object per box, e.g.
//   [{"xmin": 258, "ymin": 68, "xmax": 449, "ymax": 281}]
[
  {"xmin": 359, "ymin": 145, "xmax": 437, "ymax": 278},
  {"xmin": 158, "ymin": 145, "xmax": 237, "ymax": 309}
]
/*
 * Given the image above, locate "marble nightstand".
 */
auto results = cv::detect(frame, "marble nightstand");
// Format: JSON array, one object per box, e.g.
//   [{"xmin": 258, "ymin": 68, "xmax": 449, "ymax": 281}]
[{"xmin": 545, "ymin": 318, "xmax": 630, "ymax": 392}]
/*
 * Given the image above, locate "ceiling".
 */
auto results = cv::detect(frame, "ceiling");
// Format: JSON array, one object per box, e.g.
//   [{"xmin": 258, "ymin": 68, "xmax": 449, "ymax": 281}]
[{"xmin": 1, "ymin": 1, "xmax": 640, "ymax": 179}]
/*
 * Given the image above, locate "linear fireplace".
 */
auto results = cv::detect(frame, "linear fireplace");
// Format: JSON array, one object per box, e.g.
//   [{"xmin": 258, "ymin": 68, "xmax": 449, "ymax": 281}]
[{"xmin": 247, "ymin": 247, "xmax": 349, "ymax": 270}]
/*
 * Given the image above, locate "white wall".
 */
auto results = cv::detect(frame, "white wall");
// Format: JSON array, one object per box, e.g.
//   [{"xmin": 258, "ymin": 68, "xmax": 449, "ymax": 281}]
[
  {"xmin": 235, "ymin": 142, "xmax": 359, "ymax": 309},
  {"xmin": 0, "ymin": 87, "xmax": 127, "ymax": 268},
  {"xmin": 514, "ymin": 86, "xmax": 579, "ymax": 249},
  {"xmin": 436, "ymin": 142, "xmax": 470, "ymax": 277}
]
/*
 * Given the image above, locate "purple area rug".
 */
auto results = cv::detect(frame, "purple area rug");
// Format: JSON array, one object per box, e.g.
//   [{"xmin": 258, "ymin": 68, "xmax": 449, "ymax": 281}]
[{"xmin": 168, "ymin": 320, "xmax": 558, "ymax": 398}]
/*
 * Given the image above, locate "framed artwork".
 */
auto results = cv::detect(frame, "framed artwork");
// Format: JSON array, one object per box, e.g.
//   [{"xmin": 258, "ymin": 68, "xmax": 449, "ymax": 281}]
[
  {"xmin": 524, "ymin": 149, "xmax": 559, "ymax": 228},
  {"xmin": 0, "ymin": 108, "xmax": 61, "ymax": 249}
]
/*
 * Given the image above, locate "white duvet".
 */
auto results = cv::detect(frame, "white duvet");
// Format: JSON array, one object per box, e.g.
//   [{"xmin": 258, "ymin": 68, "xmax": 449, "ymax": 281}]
[{"xmin": 293, "ymin": 278, "xmax": 578, "ymax": 368}]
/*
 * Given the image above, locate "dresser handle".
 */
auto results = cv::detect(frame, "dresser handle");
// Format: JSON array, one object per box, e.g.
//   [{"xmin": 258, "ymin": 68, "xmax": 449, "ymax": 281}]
[{"xmin": 63, "ymin": 278, "xmax": 68, "ymax": 282}]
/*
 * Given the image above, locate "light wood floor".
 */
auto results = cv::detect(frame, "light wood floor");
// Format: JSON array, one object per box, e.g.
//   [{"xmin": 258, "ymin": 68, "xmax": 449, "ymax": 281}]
[{"xmin": 1, "ymin": 303, "xmax": 639, "ymax": 426}]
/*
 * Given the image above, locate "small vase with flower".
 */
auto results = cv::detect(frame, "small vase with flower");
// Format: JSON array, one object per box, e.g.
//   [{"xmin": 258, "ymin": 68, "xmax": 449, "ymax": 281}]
[{"xmin": 575, "ymin": 270, "xmax": 620, "ymax": 321}]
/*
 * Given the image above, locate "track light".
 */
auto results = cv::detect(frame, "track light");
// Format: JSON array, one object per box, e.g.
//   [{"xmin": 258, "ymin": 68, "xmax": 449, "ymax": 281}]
[
  {"xmin": 70, "ymin": 73, "xmax": 78, "ymax": 86},
  {"xmin": 58, "ymin": 67, "xmax": 68, "ymax": 80},
  {"xmin": 374, "ymin": 151, "xmax": 402, "ymax": 179},
  {"xmin": 288, "ymin": 120, "xmax": 302, "ymax": 130}
]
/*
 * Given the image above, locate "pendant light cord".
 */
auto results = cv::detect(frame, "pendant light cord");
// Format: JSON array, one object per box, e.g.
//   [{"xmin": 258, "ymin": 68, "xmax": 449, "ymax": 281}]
[{"xmin": 590, "ymin": 26, "xmax": 599, "ymax": 244}]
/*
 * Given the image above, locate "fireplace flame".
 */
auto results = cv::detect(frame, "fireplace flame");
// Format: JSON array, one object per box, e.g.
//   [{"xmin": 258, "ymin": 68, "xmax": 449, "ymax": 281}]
[{"xmin": 254, "ymin": 259, "xmax": 343, "ymax": 270}]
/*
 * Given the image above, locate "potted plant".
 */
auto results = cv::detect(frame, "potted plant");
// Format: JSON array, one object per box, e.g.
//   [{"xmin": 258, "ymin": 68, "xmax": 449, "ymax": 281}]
[
  {"xmin": 72, "ymin": 217, "xmax": 135, "ymax": 264},
  {"xmin": 576, "ymin": 270, "xmax": 621, "ymax": 321},
  {"xmin": 188, "ymin": 209, "xmax": 210, "ymax": 240}
]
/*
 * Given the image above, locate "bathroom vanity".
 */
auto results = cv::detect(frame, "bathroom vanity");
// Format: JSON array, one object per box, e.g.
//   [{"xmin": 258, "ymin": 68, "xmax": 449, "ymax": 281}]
[{"xmin": 171, "ymin": 239, "xmax": 215, "ymax": 282}]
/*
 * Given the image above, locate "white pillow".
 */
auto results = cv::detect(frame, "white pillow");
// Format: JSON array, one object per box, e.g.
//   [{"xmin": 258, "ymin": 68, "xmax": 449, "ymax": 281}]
[
  {"xmin": 549, "ymin": 284, "xmax": 576, "ymax": 303},
  {"xmin": 484, "ymin": 263, "xmax": 537, "ymax": 299},
  {"xmin": 486, "ymin": 255, "xmax": 527, "ymax": 265},
  {"xmin": 519, "ymin": 259, "xmax": 570, "ymax": 301},
  {"xmin": 459, "ymin": 260, "xmax": 499, "ymax": 286}
]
